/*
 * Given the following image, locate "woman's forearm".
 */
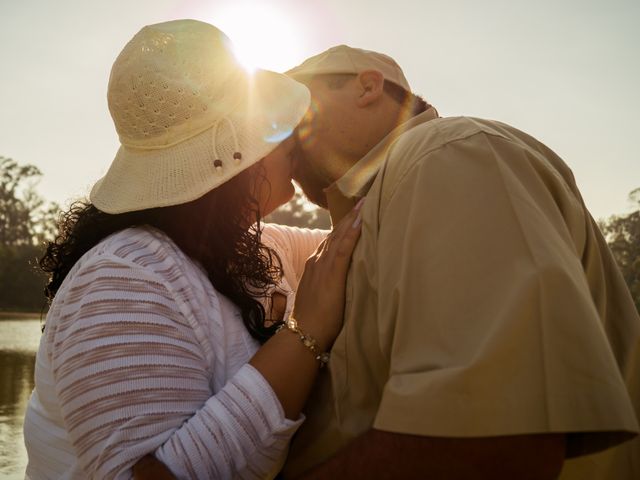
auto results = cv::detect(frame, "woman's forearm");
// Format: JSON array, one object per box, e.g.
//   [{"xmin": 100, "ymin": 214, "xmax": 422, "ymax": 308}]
[{"xmin": 250, "ymin": 324, "xmax": 326, "ymax": 420}]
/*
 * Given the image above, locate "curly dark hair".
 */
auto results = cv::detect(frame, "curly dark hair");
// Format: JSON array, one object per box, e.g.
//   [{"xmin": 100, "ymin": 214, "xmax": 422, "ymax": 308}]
[{"xmin": 39, "ymin": 161, "xmax": 282, "ymax": 343}]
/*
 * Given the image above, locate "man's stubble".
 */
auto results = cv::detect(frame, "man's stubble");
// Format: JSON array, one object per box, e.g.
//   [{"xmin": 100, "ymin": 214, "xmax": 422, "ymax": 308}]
[{"xmin": 291, "ymin": 136, "xmax": 333, "ymax": 209}]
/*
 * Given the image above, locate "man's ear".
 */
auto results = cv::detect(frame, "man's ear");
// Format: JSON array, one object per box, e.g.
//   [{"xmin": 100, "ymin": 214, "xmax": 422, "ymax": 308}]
[{"xmin": 355, "ymin": 70, "xmax": 385, "ymax": 107}]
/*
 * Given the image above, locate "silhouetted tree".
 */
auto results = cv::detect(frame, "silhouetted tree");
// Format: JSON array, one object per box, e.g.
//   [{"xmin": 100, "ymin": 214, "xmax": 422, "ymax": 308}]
[
  {"xmin": 0, "ymin": 157, "xmax": 57, "ymax": 312},
  {"xmin": 600, "ymin": 188, "xmax": 640, "ymax": 312},
  {"xmin": 0, "ymin": 156, "xmax": 59, "ymax": 246},
  {"xmin": 1, "ymin": 157, "xmax": 39, "ymax": 246}
]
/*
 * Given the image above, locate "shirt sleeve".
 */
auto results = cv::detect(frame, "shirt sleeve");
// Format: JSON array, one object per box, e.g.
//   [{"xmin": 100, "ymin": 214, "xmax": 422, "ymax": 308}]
[
  {"xmin": 372, "ymin": 131, "xmax": 638, "ymax": 454},
  {"xmin": 49, "ymin": 254, "xmax": 302, "ymax": 480},
  {"xmin": 260, "ymin": 224, "xmax": 329, "ymax": 322},
  {"xmin": 262, "ymin": 223, "xmax": 329, "ymax": 286}
]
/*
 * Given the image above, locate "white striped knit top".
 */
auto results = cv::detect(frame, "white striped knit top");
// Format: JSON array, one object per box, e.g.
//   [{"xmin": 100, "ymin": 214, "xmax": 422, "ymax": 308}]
[{"xmin": 23, "ymin": 223, "xmax": 327, "ymax": 480}]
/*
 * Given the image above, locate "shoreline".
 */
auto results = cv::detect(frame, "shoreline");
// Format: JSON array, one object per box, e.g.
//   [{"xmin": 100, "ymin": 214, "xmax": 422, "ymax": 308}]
[{"xmin": 0, "ymin": 311, "xmax": 44, "ymax": 320}]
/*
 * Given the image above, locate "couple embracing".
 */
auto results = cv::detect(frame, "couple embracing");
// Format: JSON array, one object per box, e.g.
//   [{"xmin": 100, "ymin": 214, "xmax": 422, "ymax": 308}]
[{"xmin": 24, "ymin": 19, "xmax": 640, "ymax": 480}]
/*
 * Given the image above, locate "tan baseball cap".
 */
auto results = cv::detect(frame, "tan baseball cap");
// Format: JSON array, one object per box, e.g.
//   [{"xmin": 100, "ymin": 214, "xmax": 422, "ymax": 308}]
[{"xmin": 286, "ymin": 45, "xmax": 411, "ymax": 91}]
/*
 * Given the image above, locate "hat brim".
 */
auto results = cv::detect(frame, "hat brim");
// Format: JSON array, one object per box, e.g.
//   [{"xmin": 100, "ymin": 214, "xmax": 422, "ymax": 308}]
[{"xmin": 91, "ymin": 70, "xmax": 310, "ymax": 214}]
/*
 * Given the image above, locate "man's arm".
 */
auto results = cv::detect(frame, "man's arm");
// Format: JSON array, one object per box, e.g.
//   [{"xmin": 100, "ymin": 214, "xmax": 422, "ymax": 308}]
[
  {"xmin": 297, "ymin": 429, "xmax": 566, "ymax": 480},
  {"xmin": 132, "ymin": 429, "xmax": 565, "ymax": 480}
]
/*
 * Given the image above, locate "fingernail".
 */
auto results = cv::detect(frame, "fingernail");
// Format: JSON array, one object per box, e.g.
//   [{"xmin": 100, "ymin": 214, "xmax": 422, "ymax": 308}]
[{"xmin": 352, "ymin": 212, "xmax": 362, "ymax": 228}]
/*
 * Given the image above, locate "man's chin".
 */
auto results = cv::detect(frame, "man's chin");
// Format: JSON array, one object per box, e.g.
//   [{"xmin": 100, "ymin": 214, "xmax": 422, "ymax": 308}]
[{"xmin": 291, "ymin": 153, "xmax": 332, "ymax": 209}]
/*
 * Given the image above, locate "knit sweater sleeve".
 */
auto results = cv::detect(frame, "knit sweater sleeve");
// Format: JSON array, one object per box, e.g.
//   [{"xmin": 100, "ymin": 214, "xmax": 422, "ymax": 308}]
[{"xmin": 48, "ymin": 253, "xmax": 301, "ymax": 480}]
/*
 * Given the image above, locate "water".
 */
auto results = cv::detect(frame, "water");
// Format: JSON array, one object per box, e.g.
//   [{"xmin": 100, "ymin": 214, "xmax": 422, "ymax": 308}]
[{"xmin": 0, "ymin": 319, "xmax": 42, "ymax": 480}]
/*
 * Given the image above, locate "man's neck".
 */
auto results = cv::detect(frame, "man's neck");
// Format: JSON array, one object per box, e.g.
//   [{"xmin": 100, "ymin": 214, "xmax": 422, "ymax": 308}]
[
  {"xmin": 322, "ymin": 106, "xmax": 439, "ymax": 225},
  {"xmin": 325, "ymin": 187, "xmax": 359, "ymax": 226}
]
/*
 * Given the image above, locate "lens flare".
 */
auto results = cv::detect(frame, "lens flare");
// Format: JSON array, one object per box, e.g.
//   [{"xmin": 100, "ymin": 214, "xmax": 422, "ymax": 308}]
[
  {"xmin": 296, "ymin": 99, "xmax": 320, "ymax": 148},
  {"xmin": 264, "ymin": 124, "xmax": 294, "ymax": 144}
]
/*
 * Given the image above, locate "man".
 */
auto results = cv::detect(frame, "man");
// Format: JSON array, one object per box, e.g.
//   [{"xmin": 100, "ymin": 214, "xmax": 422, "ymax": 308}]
[{"xmin": 282, "ymin": 45, "xmax": 640, "ymax": 479}]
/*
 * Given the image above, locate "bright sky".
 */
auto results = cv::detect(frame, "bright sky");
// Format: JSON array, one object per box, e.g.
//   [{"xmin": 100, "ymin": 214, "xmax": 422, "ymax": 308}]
[{"xmin": 1, "ymin": 0, "xmax": 638, "ymax": 220}]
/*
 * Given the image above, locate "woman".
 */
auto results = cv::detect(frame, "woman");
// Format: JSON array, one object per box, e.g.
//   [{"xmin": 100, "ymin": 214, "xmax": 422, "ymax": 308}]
[{"xmin": 23, "ymin": 20, "xmax": 362, "ymax": 479}]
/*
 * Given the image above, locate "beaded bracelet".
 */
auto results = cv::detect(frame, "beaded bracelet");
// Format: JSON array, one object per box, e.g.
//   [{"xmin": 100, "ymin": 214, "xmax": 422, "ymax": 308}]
[{"xmin": 277, "ymin": 316, "xmax": 330, "ymax": 368}]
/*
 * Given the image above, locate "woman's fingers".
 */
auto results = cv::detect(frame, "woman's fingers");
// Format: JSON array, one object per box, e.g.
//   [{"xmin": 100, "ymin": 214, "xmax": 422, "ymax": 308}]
[{"xmin": 292, "ymin": 198, "xmax": 366, "ymax": 345}]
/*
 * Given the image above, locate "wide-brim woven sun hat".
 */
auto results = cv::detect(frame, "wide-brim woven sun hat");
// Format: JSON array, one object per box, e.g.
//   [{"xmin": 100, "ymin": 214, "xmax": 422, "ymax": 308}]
[{"xmin": 90, "ymin": 19, "xmax": 310, "ymax": 214}]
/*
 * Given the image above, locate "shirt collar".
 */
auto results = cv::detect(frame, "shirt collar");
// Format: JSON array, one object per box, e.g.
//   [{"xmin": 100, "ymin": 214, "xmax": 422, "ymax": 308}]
[{"xmin": 324, "ymin": 107, "xmax": 439, "ymax": 224}]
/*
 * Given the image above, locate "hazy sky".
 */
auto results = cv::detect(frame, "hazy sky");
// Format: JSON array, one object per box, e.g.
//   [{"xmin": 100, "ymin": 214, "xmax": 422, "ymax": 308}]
[{"xmin": 1, "ymin": 0, "xmax": 638, "ymax": 220}]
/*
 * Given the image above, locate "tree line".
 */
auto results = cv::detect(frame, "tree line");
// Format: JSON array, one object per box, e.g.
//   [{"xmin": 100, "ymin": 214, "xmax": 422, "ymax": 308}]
[
  {"xmin": 1, "ymin": 157, "xmax": 638, "ymax": 313},
  {"xmin": 599, "ymin": 189, "xmax": 640, "ymax": 312},
  {"xmin": 0, "ymin": 157, "xmax": 58, "ymax": 312}
]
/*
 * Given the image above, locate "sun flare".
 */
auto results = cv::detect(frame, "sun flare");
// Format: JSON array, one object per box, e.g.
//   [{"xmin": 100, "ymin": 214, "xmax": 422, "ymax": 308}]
[{"xmin": 212, "ymin": 2, "xmax": 303, "ymax": 73}]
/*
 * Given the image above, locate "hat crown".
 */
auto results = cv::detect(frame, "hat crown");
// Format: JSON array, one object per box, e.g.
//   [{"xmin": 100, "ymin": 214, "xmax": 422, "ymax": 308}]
[
  {"xmin": 108, "ymin": 19, "xmax": 247, "ymax": 149},
  {"xmin": 92, "ymin": 19, "xmax": 310, "ymax": 214},
  {"xmin": 286, "ymin": 44, "xmax": 411, "ymax": 92}
]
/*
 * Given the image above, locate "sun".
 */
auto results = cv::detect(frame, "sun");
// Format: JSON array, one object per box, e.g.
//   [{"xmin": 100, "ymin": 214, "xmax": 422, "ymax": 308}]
[{"xmin": 212, "ymin": 2, "xmax": 303, "ymax": 72}]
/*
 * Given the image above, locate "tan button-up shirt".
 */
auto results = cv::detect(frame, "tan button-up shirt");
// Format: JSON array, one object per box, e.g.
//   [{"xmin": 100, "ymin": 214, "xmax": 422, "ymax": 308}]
[{"xmin": 284, "ymin": 110, "xmax": 640, "ymax": 479}]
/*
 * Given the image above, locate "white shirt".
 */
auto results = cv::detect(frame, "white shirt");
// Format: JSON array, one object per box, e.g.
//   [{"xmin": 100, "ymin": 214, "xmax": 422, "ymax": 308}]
[{"xmin": 23, "ymin": 223, "xmax": 326, "ymax": 479}]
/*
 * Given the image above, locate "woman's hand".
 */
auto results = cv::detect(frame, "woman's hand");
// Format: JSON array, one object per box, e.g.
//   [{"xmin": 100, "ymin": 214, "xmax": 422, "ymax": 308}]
[
  {"xmin": 292, "ymin": 198, "xmax": 364, "ymax": 349},
  {"xmin": 249, "ymin": 199, "xmax": 364, "ymax": 420}
]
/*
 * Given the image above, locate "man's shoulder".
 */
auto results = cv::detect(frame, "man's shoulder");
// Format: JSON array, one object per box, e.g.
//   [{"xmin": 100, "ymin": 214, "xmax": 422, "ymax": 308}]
[
  {"xmin": 380, "ymin": 117, "xmax": 515, "ymax": 188},
  {"xmin": 375, "ymin": 115, "xmax": 576, "ymax": 212},
  {"xmin": 384, "ymin": 115, "xmax": 561, "ymax": 182},
  {"xmin": 393, "ymin": 116, "xmax": 524, "ymax": 156}
]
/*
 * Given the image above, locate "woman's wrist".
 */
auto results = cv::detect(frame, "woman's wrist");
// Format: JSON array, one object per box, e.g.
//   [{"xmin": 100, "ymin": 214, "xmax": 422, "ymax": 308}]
[
  {"xmin": 277, "ymin": 316, "xmax": 333, "ymax": 367},
  {"xmin": 292, "ymin": 314, "xmax": 339, "ymax": 352}
]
